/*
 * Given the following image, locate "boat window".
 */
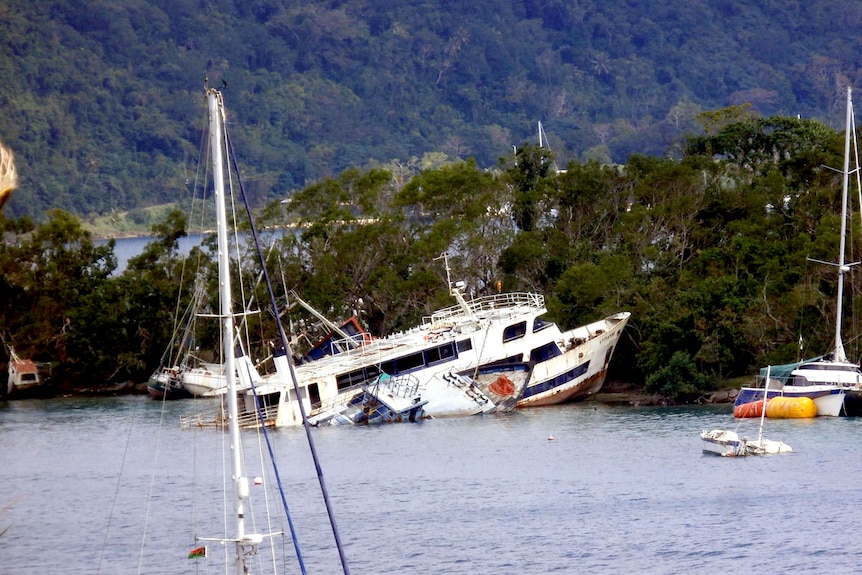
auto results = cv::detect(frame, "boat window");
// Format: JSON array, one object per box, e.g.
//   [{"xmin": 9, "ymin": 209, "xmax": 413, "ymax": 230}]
[
  {"xmin": 336, "ymin": 365, "xmax": 380, "ymax": 390},
  {"xmin": 503, "ymin": 321, "xmax": 527, "ymax": 342},
  {"xmin": 425, "ymin": 342, "xmax": 455, "ymax": 365},
  {"xmin": 790, "ymin": 375, "xmax": 809, "ymax": 386},
  {"xmin": 533, "ymin": 317, "xmax": 552, "ymax": 332},
  {"xmin": 395, "ymin": 353, "xmax": 425, "ymax": 373},
  {"xmin": 530, "ymin": 342, "xmax": 562, "ymax": 363},
  {"xmin": 259, "ymin": 392, "xmax": 280, "ymax": 408},
  {"xmin": 425, "ymin": 346, "xmax": 442, "ymax": 364},
  {"xmin": 457, "ymin": 339, "xmax": 472, "ymax": 353}
]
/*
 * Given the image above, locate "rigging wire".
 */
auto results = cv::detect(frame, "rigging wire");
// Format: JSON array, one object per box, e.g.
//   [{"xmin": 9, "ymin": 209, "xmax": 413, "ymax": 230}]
[
  {"xmin": 95, "ymin": 410, "xmax": 137, "ymax": 575},
  {"xmin": 215, "ymin": 94, "xmax": 309, "ymax": 575},
  {"xmin": 223, "ymin": 115, "xmax": 352, "ymax": 575}
]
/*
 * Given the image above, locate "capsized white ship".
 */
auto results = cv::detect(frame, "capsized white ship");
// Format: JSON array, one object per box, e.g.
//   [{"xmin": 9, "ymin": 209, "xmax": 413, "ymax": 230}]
[{"xmin": 224, "ymin": 263, "xmax": 629, "ymax": 427}]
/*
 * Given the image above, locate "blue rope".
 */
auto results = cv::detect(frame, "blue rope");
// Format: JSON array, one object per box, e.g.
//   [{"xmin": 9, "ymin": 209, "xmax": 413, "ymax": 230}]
[
  {"xmin": 224, "ymin": 112, "xmax": 352, "ymax": 575},
  {"xmin": 243, "ymin": 357, "xmax": 307, "ymax": 575}
]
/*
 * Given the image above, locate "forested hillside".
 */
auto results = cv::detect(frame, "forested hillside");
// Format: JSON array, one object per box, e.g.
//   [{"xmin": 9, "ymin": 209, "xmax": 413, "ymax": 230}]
[
  {"xmin": 3, "ymin": 106, "xmax": 862, "ymax": 398},
  {"xmin": 1, "ymin": 0, "xmax": 860, "ymax": 219}
]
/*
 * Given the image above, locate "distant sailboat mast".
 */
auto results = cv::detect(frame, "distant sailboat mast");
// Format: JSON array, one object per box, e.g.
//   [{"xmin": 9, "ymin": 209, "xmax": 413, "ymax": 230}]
[
  {"xmin": 809, "ymin": 87, "xmax": 859, "ymax": 364},
  {"xmin": 537, "ymin": 120, "xmax": 562, "ymax": 174},
  {"xmin": 835, "ymin": 88, "xmax": 853, "ymax": 362},
  {"xmin": 834, "ymin": 87, "xmax": 856, "ymax": 363}
]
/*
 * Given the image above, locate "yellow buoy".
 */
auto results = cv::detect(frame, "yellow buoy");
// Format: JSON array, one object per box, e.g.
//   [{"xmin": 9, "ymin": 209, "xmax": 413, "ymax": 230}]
[{"xmin": 765, "ymin": 396, "xmax": 817, "ymax": 419}]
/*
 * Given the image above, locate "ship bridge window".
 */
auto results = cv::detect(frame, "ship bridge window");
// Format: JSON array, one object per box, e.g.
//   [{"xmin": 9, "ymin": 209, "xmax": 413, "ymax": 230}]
[
  {"xmin": 378, "ymin": 342, "xmax": 460, "ymax": 376},
  {"xmin": 457, "ymin": 339, "xmax": 472, "ymax": 353},
  {"xmin": 425, "ymin": 342, "xmax": 456, "ymax": 365},
  {"xmin": 530, "ymin": 342, "xmax": 562, "ymax": 363},
  {"xmin": 533, "ymin": 317, "xmax": 552, "ymax": 332},
  {"xmin": 393, "ymin": 352, "xmax": 424, "ymax": 374},
  {"xmin": 503, "ymin": 321, "xmax": 527, "ymax": 342}
]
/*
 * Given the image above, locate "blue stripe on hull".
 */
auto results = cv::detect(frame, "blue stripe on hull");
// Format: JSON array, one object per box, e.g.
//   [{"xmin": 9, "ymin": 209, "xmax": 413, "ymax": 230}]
[
  {"xmin": 522, "ymin": 360, "xmax": 591, "ymax": 400},
  {"xmin": 734, "ymin": 386, "xmax": 842, "ymax": 407}
]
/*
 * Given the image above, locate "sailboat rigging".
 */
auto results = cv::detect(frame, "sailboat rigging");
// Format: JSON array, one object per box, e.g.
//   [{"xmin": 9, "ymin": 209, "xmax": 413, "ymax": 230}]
[
  {"xmin": 195, "ymin": 87, "xmax": 350, "ymax": 574},
  {"xmin": 734, "ymin": 86, "xmax": 862, "ymax": 416}
]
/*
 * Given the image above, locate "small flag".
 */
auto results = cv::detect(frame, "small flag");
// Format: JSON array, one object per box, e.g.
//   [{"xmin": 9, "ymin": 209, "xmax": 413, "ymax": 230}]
[{"xmin": 188, "ymin": 546, "xmax": 207, "ymax": 559}]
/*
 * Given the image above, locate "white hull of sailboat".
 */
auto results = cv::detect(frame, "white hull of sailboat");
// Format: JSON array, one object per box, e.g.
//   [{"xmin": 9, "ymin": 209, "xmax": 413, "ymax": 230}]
[
  {"xmin": 813, "ymin": 391, "xmax": 846, "ymax": 417},
  {"xmin": 701, "ymin": 429, "xmax": 792, "ymax": 457},
  {"xmin": 182, "ymin": 365, "xmax": 227, "ymax": 397},
  {"xmin": 736, "ymin": 383, "xmax": 847, "ymax": 417}
]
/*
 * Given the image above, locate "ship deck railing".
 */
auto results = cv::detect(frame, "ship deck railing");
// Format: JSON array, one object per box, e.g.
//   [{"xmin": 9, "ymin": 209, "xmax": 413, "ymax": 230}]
[
  {"xmin": 180, "ymin": 412, "xmax": 224, "ymax": 429},
  {"xmin": 379, "ymin": 373, "xmax": 422, "ymax": 398},
  {"xmin": 426, "ymin": 292, "xmax": 544, "ymax": 325},
  {"xmin": 180, "ymin": 403, "xmax": 281, "ymax": 430},
  {"xmin": 299, "ymin": 292, "xmax": 545, "ymax": 368}
]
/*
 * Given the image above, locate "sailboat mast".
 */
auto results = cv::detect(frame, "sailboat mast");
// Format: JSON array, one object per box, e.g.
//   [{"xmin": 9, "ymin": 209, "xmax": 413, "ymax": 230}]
[
  {"xmin": 835, "ymin": 87, "xmax": 853, "ymax": 364},
  {"xmin": 208, "ymin": 88, "xmax": 247, "ymax": 575}
]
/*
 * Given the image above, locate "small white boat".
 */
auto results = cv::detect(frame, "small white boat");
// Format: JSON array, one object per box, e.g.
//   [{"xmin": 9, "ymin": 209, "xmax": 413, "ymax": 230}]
[
  {"xmin": 700, "ymin": 429, "xmax": 792, "ymax": 457},
  {"xmin": 315, "ymin": 374, "xmax": 430, "ymax": 426},
  {"xmin": 180, "ymin": 361, "xmax": 226, "ymax": 397}
]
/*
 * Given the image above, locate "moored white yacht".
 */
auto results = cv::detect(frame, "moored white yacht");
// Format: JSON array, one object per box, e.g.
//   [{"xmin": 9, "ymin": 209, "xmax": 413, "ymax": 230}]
[
  {"xmin": 734, "ymin": 360, "xmax": 849, "ymax": 417},
  {"xmin": 737, "ymin": 87, "xmax": 862, "ymax": 417}
]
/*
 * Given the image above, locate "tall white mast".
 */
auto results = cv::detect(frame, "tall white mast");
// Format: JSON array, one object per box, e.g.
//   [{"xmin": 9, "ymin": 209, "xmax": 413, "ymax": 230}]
[
  {"xmin": 207, "ymin": 88, "xmax": 248, "ymax": 575},
  {"xmin": 835, "ymin": 87, "xmax": 853, "ymax": 363}
]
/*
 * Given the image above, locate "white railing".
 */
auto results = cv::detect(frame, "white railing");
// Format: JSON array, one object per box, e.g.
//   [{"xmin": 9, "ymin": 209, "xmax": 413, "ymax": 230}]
[
  {"xmin": 426, "ymin": 292, "xmax": 544, "ymax": 325},
  {"xmin": 180, "ymin": 413, "xmax": 224, "ymax": 429},
  {"xmin": 309, "ymin": 385, "xmax": 364, "ymax": 417},
  {"xmin": 380, "ymin": 373, "xmax": 421, "ymax": 398},
  {"xmin": 236, "ymin": 404, "xmax": 280, "ymax": 428}
]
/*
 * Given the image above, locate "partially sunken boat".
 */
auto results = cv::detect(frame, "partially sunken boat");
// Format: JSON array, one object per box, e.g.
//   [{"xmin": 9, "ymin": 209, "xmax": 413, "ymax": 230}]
[
  {"xmin": 228, "ymin": 269, "xmax": 629, "ymax": 428},
  {"xmin": 179, "ymin": 93, "xmax": 630, "ymax": 429},
  {"xmin": 700, "ymin": 429, "xmax": 792, "ymax": 457},
  {"xmin": 702, "ymin": 366, "xmax": 792, "ymax": 457},
  {"xmin": 5, "ymin": 346, "xmax": 48, "ymax": 398}
]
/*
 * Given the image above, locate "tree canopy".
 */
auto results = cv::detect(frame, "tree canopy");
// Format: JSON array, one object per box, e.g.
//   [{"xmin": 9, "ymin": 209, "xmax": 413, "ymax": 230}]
[{"xmin": 2, "ymin": 109, "xmax": 860, "ymax": 402}]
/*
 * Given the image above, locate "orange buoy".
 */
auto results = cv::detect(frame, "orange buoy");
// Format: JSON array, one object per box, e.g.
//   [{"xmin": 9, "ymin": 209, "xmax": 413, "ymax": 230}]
[
  {"xmin": 765, "ymin": 396, "xmax": 817, "ymax": 419},
  {"xmin": 734, "ymin": 399, "xmax": 767, "ymax": 418}
]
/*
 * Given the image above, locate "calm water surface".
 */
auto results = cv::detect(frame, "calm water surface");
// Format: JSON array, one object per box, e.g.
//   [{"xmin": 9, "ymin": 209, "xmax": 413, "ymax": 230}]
[{"xmin": 2, "ymin": 396, "xmax": 861, "ymax": 574}]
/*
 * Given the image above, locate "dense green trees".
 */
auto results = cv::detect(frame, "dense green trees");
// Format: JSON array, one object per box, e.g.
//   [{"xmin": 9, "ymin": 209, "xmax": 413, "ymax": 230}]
[
  {"xmin": 1, "ymin": 1, "xmax": 860, "ymax": 221},
  {"xmin": 2, "ymin": 110, "xmax": 859, "ymax": 401},
  {"xmin": 5, "ymin": 109, "xmax": 862, "ymax": 399}
]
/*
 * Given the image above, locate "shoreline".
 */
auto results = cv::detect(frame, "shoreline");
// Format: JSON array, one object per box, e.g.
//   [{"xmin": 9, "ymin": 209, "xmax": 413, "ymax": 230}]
[
  {"xmin": 585, "ymin": 381, "xmax": 739, "ymax": 407},
  {"xmin": 46, "ymin": 379, "xmax": 741, "ymax": 406}
]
